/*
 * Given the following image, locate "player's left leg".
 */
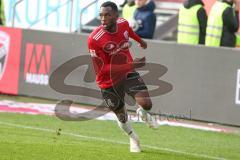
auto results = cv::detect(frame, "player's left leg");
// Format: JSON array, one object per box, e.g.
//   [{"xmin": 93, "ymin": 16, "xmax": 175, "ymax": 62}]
[
  {"xmin": 125, "ymin": 72, "xmax": 158, "ymax": 128},
  {"xmin": 135, "ymin": 91, "xmax": 158, "ymax": 128}
]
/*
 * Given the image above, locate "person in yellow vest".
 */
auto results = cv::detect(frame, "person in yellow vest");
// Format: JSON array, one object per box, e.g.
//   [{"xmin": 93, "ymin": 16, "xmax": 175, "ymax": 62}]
[
  {"xmin": 205, "ymin": 0, "xmax": 239, "ymax": 47},
  {"xmin": 122, "ymin": 0, "xmax": 137, "ymax": 22},
  {"xmin": 122, "ymin": 0, "xmax": 139, "ymax": 32},
  {"xmin": 0, "ymin": 0, "xmax": 6, "ymax": 25},
  {"xmin": 177, "ymin": 0, "xmax": 207, "ymax": 45}
]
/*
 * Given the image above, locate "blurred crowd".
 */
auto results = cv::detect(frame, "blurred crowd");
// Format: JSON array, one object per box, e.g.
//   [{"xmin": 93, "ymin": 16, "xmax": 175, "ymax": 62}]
[
  {"xmin": 177, "ymin": 0, "xmax": 240, "ymax": 48},
  {"xmin": 0, "ymin": 0, "xmax": 239, "ymax": 48},
  {"xmin": 122, "ymin": 0, "xmax": 156, "ymax": 39},
  {"xmin": 122, "ymin": 0, "xmax": 240, "ymax": 48}
]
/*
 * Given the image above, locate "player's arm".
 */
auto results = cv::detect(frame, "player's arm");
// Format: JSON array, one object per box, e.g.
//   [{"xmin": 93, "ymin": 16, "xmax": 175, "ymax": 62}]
[
  {"xmin": 88, "ymin": 37, "xmax": 104, "ymax": 75},
  {"xmin": 128, "ymin": 22, "xmax": 147, "ymax": 49}
]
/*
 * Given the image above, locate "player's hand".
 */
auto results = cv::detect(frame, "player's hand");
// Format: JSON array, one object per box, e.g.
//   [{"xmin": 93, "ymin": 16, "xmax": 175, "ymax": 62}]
[
  {"xmin": 139, "ymin": 39, "xmax": 147, "ymax": 49},
  {"xmin": 132, "ymin": 57, "xmax": 146, "ymax": 68}
]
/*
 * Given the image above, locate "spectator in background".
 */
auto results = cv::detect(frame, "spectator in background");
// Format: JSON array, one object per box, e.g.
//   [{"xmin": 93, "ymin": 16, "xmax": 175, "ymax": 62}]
[
  {"xmin": 177, "ymin": 0, "xmax": 207, "ymax": 45},
  {"xmin": 205, "ymin": 0, "xmax": 239, "ymax": 47},
  {"xmin": 122, "ymin": 0, "xmax": 137, "ymax": 22},
  {"xmin": 0, "ymin": 0, "xmax": 6, "ymax": 25},
  {"xmin": 134, "ymin": 0, "xmax": 156, "ymax": 39}
]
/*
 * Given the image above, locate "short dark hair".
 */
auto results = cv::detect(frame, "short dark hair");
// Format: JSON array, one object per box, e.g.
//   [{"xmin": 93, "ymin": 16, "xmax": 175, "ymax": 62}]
[{"xmin": 101, "ymin": 1, "xmax": 118, "ymax": 13}]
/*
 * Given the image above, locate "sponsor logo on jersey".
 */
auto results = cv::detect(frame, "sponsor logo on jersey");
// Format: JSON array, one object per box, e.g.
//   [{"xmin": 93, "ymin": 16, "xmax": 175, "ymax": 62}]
[
  {"xmin": 104, "ymin": 43, "xmax": 117, "ymax": 52},
  {"xmin": 89, "ymin": 49, "xmax": 97, "ymax": 57},
  {"xmin": 103, "ymin": 40, "xmax": 132, "ymax": 55},
  {"xmin": 124, "ymin": 31, "xmax": 129, "ymax": 40}
]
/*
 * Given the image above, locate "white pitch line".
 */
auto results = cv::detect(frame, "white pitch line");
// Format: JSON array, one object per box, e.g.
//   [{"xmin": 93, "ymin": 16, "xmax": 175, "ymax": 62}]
[{"xmin": 0, "ymin": 121, "xmax": 226, "ymax": 160}]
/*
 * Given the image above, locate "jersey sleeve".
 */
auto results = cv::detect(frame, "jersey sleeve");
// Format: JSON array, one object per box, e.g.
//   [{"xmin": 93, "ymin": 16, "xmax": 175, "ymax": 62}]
[
  {"xmin": 88, "ymin": 36, "xmax": 104, "ymax": 74},
  {"xmin": 126, "ymin": 21, "xmax": 142, "ymax": 43}
]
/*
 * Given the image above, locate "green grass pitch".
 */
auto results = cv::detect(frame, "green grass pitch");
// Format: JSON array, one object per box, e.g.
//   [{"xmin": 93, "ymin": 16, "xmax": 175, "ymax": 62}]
[{"xmin": 0, "ymin": 112, "xmax": 239, "ymax": 160}]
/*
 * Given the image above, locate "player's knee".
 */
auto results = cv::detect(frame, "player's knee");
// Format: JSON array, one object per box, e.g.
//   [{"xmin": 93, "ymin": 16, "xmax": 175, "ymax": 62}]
[
  {"xmin": 110, "ymin": 101, "xmax": 125, "ymax": 112},
  {"xmin": 140, "ymin": 100, "xmax": 152, "ymax": 111}
]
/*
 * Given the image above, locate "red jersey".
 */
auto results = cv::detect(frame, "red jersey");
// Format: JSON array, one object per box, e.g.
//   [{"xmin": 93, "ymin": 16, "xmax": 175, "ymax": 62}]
[{"xmin": 88, "ymin": 18, "xmax": 142, "ymax": 89}]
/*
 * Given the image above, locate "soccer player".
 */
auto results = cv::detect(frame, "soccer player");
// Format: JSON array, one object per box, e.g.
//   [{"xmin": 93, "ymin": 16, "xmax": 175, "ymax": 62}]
[{"xmin": 88, "ymin": 1, "xmax": 157, "ymax": 152}]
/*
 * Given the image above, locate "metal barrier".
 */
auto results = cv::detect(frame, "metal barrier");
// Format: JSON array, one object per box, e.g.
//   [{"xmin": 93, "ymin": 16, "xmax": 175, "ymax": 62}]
[
  {"xmin": 12, "ymin": 0, "xmax": 75, "ymax": 32},
  {"xmin": 79, "ymin": 0, "xmax": 99, "ymax": 33},
  {"xmin": 12, "ymin": 0, "xmax": 25, "ymax": 27}
]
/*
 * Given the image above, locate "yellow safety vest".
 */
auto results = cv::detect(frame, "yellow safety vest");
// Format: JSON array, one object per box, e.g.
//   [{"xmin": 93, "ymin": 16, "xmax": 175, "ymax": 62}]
[
  {"xmin": 177, "ymin": 4, "xmax": 202, "ymax": 44},
  {"xmin": 205, "ymin": 2, "xmax": 230, "ymax": 47},
  {"xmin": 0, "ymin": 0, "xmax": 5, "ymax": 25},
  {"xmin": 236, "ymin": 34, "xmax": 240, "ymax": 47},
  {"xmin": 122, "ymin": 4, "xmax": 137, "ymax": 22}
]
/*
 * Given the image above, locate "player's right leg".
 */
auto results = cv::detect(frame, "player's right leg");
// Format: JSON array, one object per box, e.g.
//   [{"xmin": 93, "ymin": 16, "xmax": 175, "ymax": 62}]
[{"xmin": 101, "ymin": 85, "xmax": 141, "ymax": 152}]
